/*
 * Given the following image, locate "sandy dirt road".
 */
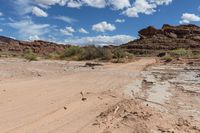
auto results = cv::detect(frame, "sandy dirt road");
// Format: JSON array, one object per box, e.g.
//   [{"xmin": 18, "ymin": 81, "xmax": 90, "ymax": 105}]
[{"xmin": 0, "ymin": 58, "xmax": 155, "ymax": 133}]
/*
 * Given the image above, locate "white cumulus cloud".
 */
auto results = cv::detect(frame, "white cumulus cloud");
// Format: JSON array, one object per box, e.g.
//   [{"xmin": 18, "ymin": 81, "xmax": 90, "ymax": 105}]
[
  {"xmin": 123, "ymin": 0, "xmax": 173, "ymax": 17},
  {"xmin": 149, "ymin": 0, "xmax": 173, "ymax": 5},
  {"xmin": 92, "ymin": 21, "xmax": 116, "ymax": 32},
  {"xmin": 33, "ymin": 0, "xmax": 132, "ymax": 10},
  {"xmin": 108, "ymin": 0, "xmax": 130, "ymax": 10},
  {"xmin": 67, "ymin": 0, "xmax": 83, "ymax": 8},
  {"xmin": 34, "ymin": 0, "xmax": 67, "ymax": 6},
  {"xmin": 115, "ymin": 19, "xmax": 125, "ymax": 23},
  {"xmin": 32, "ymin": 6, "xmax": 48, "ymax": 17},
  {"xmin": 79, "ymin": 28, "xmax": 89, "ymax": 34},
  {"xmin": 108, "ymin": 0, "xmax": 131, "ymax": 10},
  {"xmin": 13, "ymin": 0, "xmax": 173, "ymax": 18},
  {"xmin": 64, "ymin": 35, "xmax": 135, "ymax": 46},
  {"xmin": 0, "ymin": 28, "xmax": 3, "ymax": 32},
  {"xmin": 82, "ymin": 0, "xmax": 107, "ymax": 8},
  {"xmin": 60, "ymin": 26, "xmax": 75, "ymax": 36},
  {"xmin": 13, "ymin": 0, "xmax": 66, "ymax": 15},
  {"xmin": 123, "ymin": 0, "xmax": 156, "ymax": 17},
  {"xmin": 180, "ymin": 13, "xmax": 200, "ymax": 24}
]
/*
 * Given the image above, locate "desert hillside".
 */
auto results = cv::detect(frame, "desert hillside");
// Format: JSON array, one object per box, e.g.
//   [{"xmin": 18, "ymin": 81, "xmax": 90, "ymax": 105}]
[{"xmin": 0, "ymin": 36, "xmax": 69, "ymax": 55}]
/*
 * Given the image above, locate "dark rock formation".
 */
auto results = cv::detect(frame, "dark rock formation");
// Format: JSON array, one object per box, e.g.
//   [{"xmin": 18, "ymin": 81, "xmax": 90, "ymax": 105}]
[
  {"xmin": 121, "ymin": 24, "xmax": 200, "ymax": 55},
  {"xmin": 139, "ymin": 26, "xmax": 163, "ymax": 39},
  {"xmin": 0, "ymin": 36, "xmax": 70, "ymax": 55}
]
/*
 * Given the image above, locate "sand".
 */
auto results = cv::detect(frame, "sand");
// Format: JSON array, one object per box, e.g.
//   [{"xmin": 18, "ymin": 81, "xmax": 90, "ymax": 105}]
[
  {"xmin": 0, "ymin": 58, "xmax": 154, "ymax": 133},
  {"xmin": 0, "ymin": 58, "xmax": 200, "ymax": 133}
]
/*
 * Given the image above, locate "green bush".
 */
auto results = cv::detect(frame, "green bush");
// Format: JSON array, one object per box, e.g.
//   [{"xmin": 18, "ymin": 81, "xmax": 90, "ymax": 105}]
[
  {"xmin": 58, "ymin": 46, "xmax": 113, "ymax": 61},
  {"xmin": 100, "ymin": 48, "xmax": 113, "ymax": 60},
  {"xmin": 56, "ymin": 45, "xmax": 134, "ymax": 61},
  {"xmin": 125, "ymin": 52, "xmax": 135, "ymax": 59},
  {"xmin": 113, "ymin": 48, "xmax": 126, "ymax": 62},
  {"xmin": 46, "ymin": 52, "xmax": 61, "ymax": 59},
  {"xmin": 161, "ymin": 54, "xmax": 173, "ymax": 62},
  {"xmin": 170, "ymin": 48, "xmax": 188, "ymax": 57},
  {"xmin": 62, "ymin": 46, "xmax": 83, "ymax": 58},
  {"xmin": 23, "ymin": 48, "xmax": 37, "ymax": 61},
  {"xmin": 79, "ymin": 46, "xmax": 101, "ymax": 60},
  {"xmin": 74, "ymin": 46, "xmax": 113, "ymax": 61},
  {"xmin": 191, "ymin": 51, "xmax": 200, "ymax": 58}
]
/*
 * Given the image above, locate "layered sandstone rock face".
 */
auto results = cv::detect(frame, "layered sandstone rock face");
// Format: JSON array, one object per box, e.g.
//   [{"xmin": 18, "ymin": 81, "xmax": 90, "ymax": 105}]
[
  {"xmin": 0, "ymin": 36, "xmax": 69, "ymax": 55},
  {"xmin": 121, "ymin": 24, "xmax": 200, "ymax": 55}
]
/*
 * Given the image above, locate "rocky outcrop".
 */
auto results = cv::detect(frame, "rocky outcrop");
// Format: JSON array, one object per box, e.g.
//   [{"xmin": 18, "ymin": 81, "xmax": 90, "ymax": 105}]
[
  {"xmin": 122, "ymin": 24, "xmax": 200, "ymax": 55},
  {"xmin": 139, "ymin": 26, "xmax": 163, "ymax": 39},
  {"xmin": 0, "ymin": 36, "xmax": 70, "ymax": 55}
]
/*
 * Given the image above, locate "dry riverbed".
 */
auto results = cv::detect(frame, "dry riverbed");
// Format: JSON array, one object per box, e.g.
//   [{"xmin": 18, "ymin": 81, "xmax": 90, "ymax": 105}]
[{"xmin": 0, "ymin": 58, "xmax": 199, "ymax": 133}]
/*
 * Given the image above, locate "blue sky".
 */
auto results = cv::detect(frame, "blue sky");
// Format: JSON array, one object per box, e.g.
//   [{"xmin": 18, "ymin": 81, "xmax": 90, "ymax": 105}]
[{"xmin": 0, "ymin": 0, "xmax": 200, "ymax": 45}]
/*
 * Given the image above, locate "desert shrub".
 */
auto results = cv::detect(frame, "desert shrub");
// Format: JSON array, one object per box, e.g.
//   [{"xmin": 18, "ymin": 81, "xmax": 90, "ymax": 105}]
[
  {"xmin": 79, "ymin": 46, "xmax": 102, "ymax": 60},
  {"xmin": 170, "ymin": 48, "xmax": 188, "ymax": 57},
  {"xmin": 58, "ymin": 45, "xmax": 113, "ymax": 61},
  {"xmin": 113, "ymin": 48, "xmax": 126, "ymax": 62},
  {"xmin": 0, "ymin": 52, "xmax": 21, "ymax": 58},
  {"xmin": 62, "ymin": 46, "xmax": 83, "ymax": 58},
  {"xmin": 191, "ymin": 51, "xmax": 200, "ymax": 58},
  {"xmin": 126, "ymin": 52, "xmax": 135, "ymax": 59},
  {"xmin": 46, "ymin": 52, "xmax": 61, "ymax": 59},
  {"xmin": 23, "ymin": 48, "xmax": 37, "ymax": 61},
  {"xmin": 56, "ymin": 45, "xmax": 133, "ymax": 61},
  {"xmin": 100, "ymin": 48, "xmax": 113, "ymax": 60},
  {"xmin": 161, "ymin": 54, "xmax": 173, "ymax": 62}
]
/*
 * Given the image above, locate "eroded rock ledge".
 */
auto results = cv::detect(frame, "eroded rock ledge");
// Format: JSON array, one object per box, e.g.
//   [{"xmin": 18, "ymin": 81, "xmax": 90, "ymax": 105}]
[{"xmin": 122, "ymin": 24, "xmax": 200, "ymax": 55}]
